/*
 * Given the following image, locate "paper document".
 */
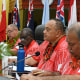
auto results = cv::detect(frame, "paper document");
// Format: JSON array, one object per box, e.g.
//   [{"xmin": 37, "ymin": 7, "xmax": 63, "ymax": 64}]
[{"xmin": 10, "ymin": 66, "xmax": 37, "ymax": 72}]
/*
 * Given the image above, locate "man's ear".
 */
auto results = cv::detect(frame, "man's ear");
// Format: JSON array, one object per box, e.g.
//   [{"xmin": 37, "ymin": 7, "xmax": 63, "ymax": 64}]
[{"xmin": 56, "ymin": 30, "xmax": 62, "ymax": 37}]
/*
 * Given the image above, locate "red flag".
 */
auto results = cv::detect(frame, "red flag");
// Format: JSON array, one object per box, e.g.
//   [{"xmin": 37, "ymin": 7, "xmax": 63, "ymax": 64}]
[
  {"xmin": 68, "ymin": 0, "xmax": 77, "ymax": 27},
  {"xmin": 0, "ymin": 0, "xmax": 6, "ymax": 42}
]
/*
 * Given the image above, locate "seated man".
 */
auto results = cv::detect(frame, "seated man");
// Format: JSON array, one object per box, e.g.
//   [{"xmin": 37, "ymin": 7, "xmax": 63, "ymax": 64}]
[
  {"xmin": 21, "ymin": 19, "xmax": 70, "ymax": 71},
  {"xmin": 20, "ymin": 22, "xmax": 80, "ymax": 80},
  {"xmin": 6, "ymin": 24, "xmax": 20, "ymax": 48},
  {"xmin": 6, "ymin": 24, "xmax": 20, "ymax": 55},
  {"xmin": 20, "ymin": 28, "xmax": 39, "ymax": 57},
  {"xmin": 9, "ymin": 28, "xmax": 39, "ymax": 64}
]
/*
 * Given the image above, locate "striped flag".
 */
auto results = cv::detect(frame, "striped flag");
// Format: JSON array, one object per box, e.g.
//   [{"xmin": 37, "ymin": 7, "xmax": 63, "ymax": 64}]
[
  {"xmin": 0, "ymin": 0, "xmax": 6, "ymax": 42},
  {"xmin": 42, "ymin": 0, "xmax": 49, "ymax": 25},
  {"xmin": 56, "ymin": 0, "xmax": 65, "ymax": 26},
  {"xmin": 27, "ymin": 0, "xmax": 34, "ymax": 33},
  {"xmin": 68, "ymin": 0, "xmax": 77, "ymax": 27},
  {"xmin": 13, "ymin": 0, "xmax": 20, "ymax": 30}
]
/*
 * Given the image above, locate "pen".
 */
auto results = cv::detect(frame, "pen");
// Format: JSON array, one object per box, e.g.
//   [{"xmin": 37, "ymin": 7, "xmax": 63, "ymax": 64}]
[
  {"xmin": 33, "ymin": 71, "xmax": 42, "ymax": 75},
  {"xmin": 33, "ymin": 70, "xmax": 45, "ymax": 75}
]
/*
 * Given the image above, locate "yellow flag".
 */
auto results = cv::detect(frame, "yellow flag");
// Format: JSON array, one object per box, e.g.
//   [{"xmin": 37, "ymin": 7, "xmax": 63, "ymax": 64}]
[
  {"xmin": 0, "ymin": 0, "xmax": 2, "ymax": 23},
  {"xmin": 6, "ymin": 0, "xmax": 9, "ymax": 26}
]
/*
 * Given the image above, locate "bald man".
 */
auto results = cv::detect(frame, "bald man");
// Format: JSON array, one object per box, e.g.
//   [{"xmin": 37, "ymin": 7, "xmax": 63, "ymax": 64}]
[
  {"xmin": 20, "ymin": 19, "xmax": 70, "ymax": 79},
  {"xmin": 6, "ymin": 24, "xmax": 20, "ymax": 48},
  {"xmin": 20, "ymin": 22, "xmax": 80, "ymax": 80}
]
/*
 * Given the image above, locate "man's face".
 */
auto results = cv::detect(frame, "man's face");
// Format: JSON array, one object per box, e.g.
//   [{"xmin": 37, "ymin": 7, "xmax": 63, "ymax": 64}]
[
  {"xmin": 6, "ymin": 26, "xmax": 16, "ymax": 40},
  {"xmin": 66, "ymin": 31, "xmax": 80, "ymax": 59},
  {"xmin": 20, "ymin": 31, "xmax": 30, "ymax": 47},
  {"xmin": 43, "ymin": 20, "xmax": 57, "ymax": 43}
]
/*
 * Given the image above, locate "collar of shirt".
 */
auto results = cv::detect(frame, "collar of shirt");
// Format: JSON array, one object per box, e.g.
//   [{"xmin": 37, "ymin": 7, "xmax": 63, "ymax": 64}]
[
  {"xmin": 54, "ymin": 36, "xmax": 66, "ymax": 50},
  {"xmin": 24, "ymin": 40, "xmax": 36, "ymax": 50}
]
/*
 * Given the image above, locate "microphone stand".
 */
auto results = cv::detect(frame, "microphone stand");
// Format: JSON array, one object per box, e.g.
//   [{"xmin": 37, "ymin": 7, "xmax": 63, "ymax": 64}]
[
  {"xmin": 1, "ymin": 54, "xmax": 36, "ymax": 71},
  {"xmin": 1, "ymin": 51, "xmax": 40, "ymax": 76},
  {"xmin": 14, "ymin": 55, "xmax": 36, "ymax": 65}
]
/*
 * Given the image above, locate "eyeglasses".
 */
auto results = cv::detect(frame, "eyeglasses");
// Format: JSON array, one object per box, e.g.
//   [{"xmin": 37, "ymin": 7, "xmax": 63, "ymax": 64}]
[{"xmin": 6, "ymin": 30, "xmax": 14, "ymax": 34}]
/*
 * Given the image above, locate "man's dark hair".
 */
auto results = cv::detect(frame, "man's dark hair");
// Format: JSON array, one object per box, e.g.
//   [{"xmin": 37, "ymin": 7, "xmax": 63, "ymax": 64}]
[
  {"xmin": 21, "ymin": 28, "xmax": 34, "ymax": 39},
  {"xmin": 52, "ymin": 18, "xmax": 64, "ymax": 34}
]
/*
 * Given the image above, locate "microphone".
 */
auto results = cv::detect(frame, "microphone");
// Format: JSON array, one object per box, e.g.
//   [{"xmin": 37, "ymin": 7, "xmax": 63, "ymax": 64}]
[
  {"xmin": 16, "ymin": 51, "xmax": 40, "ymax": 64},
  {"xmin": 1, "ymin": 51, "xmax": 40, "ymax": 71},
  {"xmin": 34, "ymin": 51, "xmax": 40, "ymax": 56}
]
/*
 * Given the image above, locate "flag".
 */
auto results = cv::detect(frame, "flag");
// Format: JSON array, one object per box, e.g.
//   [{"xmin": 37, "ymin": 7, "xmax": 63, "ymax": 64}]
[
  {"xmin": 27, "ymin": 0, "xmax": 34, "ymax": 33},
  {"xmin": 13, "ymin": 0, "xmax": 20, "ymax": 30},
  {"xmin": 42, "ymin": 0, "xmax": 49, "ymax": 25},
  {"xmin": 68, "ymin": 0, "xmax": 77, "ymax": 27},
  {"xmin": 0, "ymin": 0, "xmax": 6, "ymax": 42},
  {"xmin": 56, "ymin": 0, "xmax": 65, "ymax": 26}
]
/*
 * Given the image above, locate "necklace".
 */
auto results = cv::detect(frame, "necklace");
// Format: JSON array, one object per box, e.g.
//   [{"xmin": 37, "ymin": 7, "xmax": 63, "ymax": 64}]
[
  {"xmin": 43, "ymin": 42, "xmax": 58, "ymax": 63},
  {"xmin": 7, "ymin": 33, "xmax": 20, "ymax": 48},
  {"xmin": 43, "ymin": 35, "xmax": 65, "ymax": 64}
]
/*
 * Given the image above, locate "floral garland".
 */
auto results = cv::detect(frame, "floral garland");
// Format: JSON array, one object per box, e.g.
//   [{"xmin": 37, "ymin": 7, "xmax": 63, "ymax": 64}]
[
  {"xmin": 6, "ymin": 33, "xmax": 20, "ymax": 48},
  {"xmin": 0, "ymin": 42, "xmax": 14, "ymax": 73},
  {"xmin": 43, "ymin": 42, "xmax": 58, "ymax": 63}
]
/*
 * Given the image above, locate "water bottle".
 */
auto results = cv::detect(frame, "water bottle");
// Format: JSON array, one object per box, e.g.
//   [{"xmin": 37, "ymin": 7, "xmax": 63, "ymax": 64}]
[{"xmin": 17, "ymin": 43, "xmax": 25, "ymax": 72}]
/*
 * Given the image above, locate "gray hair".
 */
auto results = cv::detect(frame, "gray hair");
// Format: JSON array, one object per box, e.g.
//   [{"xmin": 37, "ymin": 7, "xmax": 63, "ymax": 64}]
[
  {"xmin": 8, "ymin": 24, "xmax": 18, "ymax": 30},
  {"xmin": 66, "ymin": 22, "xmax": 80, "ymax": 41}
]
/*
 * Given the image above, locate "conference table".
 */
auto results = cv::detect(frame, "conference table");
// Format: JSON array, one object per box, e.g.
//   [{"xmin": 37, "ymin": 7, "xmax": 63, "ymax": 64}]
[
  {"xmin": 0, "ymin": 59, "xmax": 37, "ymax": 80},
  {"xmin": 0, "ymin": 56, "xmax": 38, "ymax": 80}
]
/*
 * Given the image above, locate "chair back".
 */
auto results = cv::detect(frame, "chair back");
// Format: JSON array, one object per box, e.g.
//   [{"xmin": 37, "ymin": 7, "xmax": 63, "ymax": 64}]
[{"xmin": 35, "ymin": 25, "xmax": 45, "ymax": 45}]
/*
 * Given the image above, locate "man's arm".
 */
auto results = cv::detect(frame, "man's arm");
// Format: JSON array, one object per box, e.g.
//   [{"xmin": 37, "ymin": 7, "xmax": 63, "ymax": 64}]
[
  {"xmin": 32, "ymin": 69, "xmax": 60, "ymax": 76},
  {"xmin": 10, "ymin": 49, "xmax": 18, "ymax": 55},
  {"xmin": 41, "ymin": 75, "xmax": 80, "ymax": 80},
  {"xmin": 25, "ymin": 57, "xmax": 38, "ymax": 66},
  {"xmin": 20, "ymin": 74, "xmax": 80, "ymax": 80},
  {"xmin": 8, "ymin": 57, "xmax": 38, "ymax": 66}
]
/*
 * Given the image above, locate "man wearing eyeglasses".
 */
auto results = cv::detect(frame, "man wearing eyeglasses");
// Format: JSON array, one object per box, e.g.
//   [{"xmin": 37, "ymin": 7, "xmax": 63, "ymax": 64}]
[{"xmin": 6, "ymin": 24, "xmax": 20, "ymax": 48}]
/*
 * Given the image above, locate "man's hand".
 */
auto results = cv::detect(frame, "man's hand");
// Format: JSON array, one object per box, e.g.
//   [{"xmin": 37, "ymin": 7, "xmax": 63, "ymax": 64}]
[
  {"xmin": 8, "ymin": 58, "xmax": 17, "ymax": 64},
  {"xmin": 32, "ymin": 69, "xmax": 57, "ymax": 77},
  {"xmin": 32, "ymin": 69, "xmax": 44, "ymax": 76},
  {"xmin": 20, "ymin": 74, "xmax": 41, "ymax": 80},
  {"xmin": 20, "ymin": 74, "xmax": 28, "ymax": 80}
]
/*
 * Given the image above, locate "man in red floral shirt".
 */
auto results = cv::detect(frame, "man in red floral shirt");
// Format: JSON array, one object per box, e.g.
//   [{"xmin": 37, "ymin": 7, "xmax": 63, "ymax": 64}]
[
  {"xmin": 20, "ymin": 22, "xmax": 80, "ymax": 80},
  {"xmin": 60, "ymin": 22, "xmax": 80, "ymax": 75},
  {"xmin": 6, "ymin": 24, "xmax": 19, "ymax": 48},
  {"xmin": 25, "ymin": 19, "xmax": 70, "ymax": 71}
]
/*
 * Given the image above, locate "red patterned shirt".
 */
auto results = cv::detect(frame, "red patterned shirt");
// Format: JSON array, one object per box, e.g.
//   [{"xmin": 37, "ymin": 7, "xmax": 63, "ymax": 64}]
[
  {"xmin": 13, "ymin": 38, "xmax": 21, "ymax": 50},
  {"xmin": 13, "ymin": 40, "xmax": 39, "ymax": 57},
  {"xmin": 33, "ymin": 36, "xmax": 70, "ymax": 72},
  {"xmin": 60, "ymin": 56, "xmax": 80, "ymax": 75},
  {"xmin": 24, "ymin": 40, "xmax": 39, "ymax": 57}
]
